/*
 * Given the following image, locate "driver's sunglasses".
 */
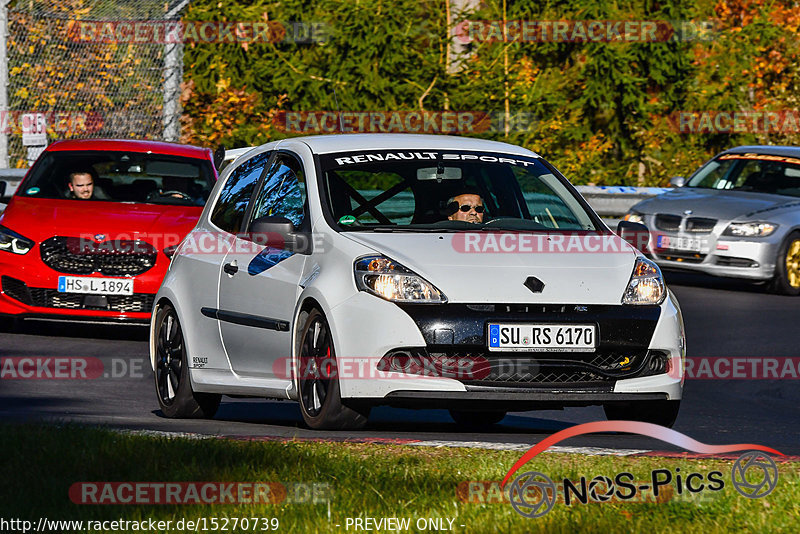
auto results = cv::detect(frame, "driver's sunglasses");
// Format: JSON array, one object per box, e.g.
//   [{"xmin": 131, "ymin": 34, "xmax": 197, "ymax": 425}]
[{"xmin": 459, "ymin": 204, "xmax": 485, "ymax": 213}]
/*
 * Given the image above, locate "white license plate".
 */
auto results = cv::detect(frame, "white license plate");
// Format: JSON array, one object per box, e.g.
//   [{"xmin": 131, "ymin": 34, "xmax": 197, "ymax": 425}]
[
  {"xmin": 487, "ymin": 323, "xmax": 596, "ymax": 352},
  {"xmin": 57, "ymin": 276, "xmax": 133, "ymax": 295},
  {"xmin": 657, "ymin": 235, "xmax": 704, "ymax": 251}
]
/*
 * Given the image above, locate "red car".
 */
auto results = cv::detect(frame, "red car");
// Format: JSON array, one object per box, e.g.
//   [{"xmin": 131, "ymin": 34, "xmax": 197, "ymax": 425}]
[{"xmin": 0, "ymin": 139, "xmax": 217, "ymax": 323}]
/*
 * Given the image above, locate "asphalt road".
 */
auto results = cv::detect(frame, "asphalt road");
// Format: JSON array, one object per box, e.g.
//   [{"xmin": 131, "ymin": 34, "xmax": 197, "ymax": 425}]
[{"xmin": 2, "ymin": 270, "xmax": 799, "ymax": 454}]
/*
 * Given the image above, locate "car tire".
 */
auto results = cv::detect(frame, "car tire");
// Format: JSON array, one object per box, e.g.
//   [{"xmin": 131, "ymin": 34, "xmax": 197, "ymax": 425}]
[
  {"xmin": 297, "ymin": 309, "xmax": 369, "ymax": 430},
  {"xmin": 768, "ymin": 230, "xmax": 800, "ymax": 296},
  {"xmin": 449, "ymin": 410, "xmax": 507, "ymax": 427},
  {"xmin": 603, "ymin": 400, "xmax": 680, "ymax": 428},
  {"xmin": 154, "ymin": 303, "xmax": 220, "ymax": 419}
]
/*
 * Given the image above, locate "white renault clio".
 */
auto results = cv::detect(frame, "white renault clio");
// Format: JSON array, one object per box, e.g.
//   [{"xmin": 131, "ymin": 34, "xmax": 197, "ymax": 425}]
[{"xmin": 150, "ymin": 134, "xmax": 685, "ymax": 429}]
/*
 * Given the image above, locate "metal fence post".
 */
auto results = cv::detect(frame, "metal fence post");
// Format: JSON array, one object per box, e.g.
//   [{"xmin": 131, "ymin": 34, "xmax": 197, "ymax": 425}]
[
  {"xmin": 163, "ymin": 0, "xmax": 189, "ymax": 143},
  {"xmin": 447, "ymin": 0, "xmax": 479, "ymax": 75},
  {"xmin": 0, "ymin": 1, "xmax": 9, "ymax": 168}
]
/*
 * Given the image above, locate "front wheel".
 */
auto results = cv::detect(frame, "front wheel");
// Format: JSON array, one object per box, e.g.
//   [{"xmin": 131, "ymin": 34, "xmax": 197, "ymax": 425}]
[
  {"xmin": 768, "ymin": 230, "xmax": 800, "ymax": 295},
  {"xmin": 604, "ymin": 400, "xmax": 680, "ymax": 428},
  {"xmin": 154, "ymin": 304, "xmax": 220, "ymax": 418},
  {"xmin": 297, "ymin": 309, "xmax": 369, "ymax": 430}
]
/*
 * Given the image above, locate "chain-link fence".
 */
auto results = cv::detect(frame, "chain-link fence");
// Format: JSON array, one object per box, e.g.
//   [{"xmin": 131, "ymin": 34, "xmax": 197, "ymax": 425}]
[{"xmin": 3, "ymin": 0, "xmax": 186, "ymax": 167}]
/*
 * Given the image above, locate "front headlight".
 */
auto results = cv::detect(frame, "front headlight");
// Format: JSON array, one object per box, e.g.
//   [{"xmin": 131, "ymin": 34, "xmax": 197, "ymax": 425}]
[
  {"xmin": 722, "ymin": 221, "xmax": 778, "ymax": 237},
  {"xmin": 354, "ymin": 255, "xmax": 447, "ymax": 303},
  {"xmin": 623, "ymin": 211, "xmax": 644, "ymax": 224},
  {"xmin": 622, "ymin": 257, "xmax": 666, "ymax": 305},
  {"xmin": 0, "ymin": 225, "xmax": 34, "ymax": 255}
]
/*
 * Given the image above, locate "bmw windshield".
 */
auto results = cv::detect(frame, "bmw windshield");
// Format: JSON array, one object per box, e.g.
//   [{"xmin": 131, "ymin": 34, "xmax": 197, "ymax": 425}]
[
  {"xmin": 19, "ymin": 151, "xmax": 216, "ymax": 206},
  {"xmin": 318, "ymin": 150, "xmax": 600, "ymax": 232},
  {"xmin": 687, "ymin": 153, "xmax": 800, "ymax": 197}
]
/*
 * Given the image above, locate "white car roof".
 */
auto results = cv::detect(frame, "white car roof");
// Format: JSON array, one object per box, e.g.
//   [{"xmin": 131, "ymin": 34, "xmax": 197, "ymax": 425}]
[
  {"xmin": 223, "ymin": 146, "xmax": 257, "ymax": 161},
  {"xmin": 288, "ymin": 134, "xmax": 541, "ymax": 157}
]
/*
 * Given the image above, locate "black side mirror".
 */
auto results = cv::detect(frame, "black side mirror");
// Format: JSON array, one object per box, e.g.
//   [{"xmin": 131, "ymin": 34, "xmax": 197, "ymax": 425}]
[
  {"xmin": 0, "ymin": 181, "xmax": 6, "ymax": 199},
  {"xmin": 617, "ymin": 220, "xmax": 651, "ymax": 253},
  {"xmin": 247, "ymin": 215, "xmax": 312, "ymax": 254},
  {"xmin": 213, "ymin": 145, "xmax": 226, "ymax": 171}
]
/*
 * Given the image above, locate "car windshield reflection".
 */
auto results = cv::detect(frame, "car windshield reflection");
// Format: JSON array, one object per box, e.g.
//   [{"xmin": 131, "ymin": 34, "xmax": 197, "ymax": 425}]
[
  {"xmin": 687, "ymin": 153, "xmax": 800, "ymax": 197},
  {"xmin": 319, "ymin": 150, "xmax": 598, "ymax": 232}
]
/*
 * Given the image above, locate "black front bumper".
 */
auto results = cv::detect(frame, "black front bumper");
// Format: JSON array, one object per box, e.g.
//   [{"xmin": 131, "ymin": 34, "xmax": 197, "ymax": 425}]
[
  {"xmin": 391, "ymin": 303, "xmax": 663, "ymax": 390},
  {"xmin": 382, "ymin": 389, "xmax": 669, "ymax": 411}
]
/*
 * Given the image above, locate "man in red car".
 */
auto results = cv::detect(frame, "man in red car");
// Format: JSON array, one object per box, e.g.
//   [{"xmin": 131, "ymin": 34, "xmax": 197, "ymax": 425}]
[
  {"xmin": 0, "ymin": 138, "xmax": 217, "ymax": 323},
  {"xmin": 67, "ymin": 170, "xmax": 95, "ymax": 200}
]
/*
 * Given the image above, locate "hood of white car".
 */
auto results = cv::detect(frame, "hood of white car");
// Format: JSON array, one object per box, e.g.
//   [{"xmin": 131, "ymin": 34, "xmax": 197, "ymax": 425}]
[{"xmin": 342, "ymin": 231, "xmax": 639, "ymax": 305}]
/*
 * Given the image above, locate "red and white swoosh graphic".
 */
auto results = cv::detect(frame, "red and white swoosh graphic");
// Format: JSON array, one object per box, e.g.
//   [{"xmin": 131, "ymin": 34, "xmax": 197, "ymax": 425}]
[{"xmin": 501, "ymin": 420, "xmax": 785, "ymax": 487}]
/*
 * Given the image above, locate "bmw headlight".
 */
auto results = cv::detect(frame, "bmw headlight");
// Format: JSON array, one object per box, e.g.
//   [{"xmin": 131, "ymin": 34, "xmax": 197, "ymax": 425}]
[
  {"xmin": 354, "ymin": 256, "xmax": 447, "ymax": 303},
  {"xmin": 722, "ymin": 221, "xmax": 777, "ymax": 237},
  {"xmin": 0, "ymin": 225, "xmax": 34, "ymax": 255},
  {"xmin": 622, "ymin": 257, "xmax": 666, "ymax": 305},
  {"xmin": 623, "ymin": 211, "xmax": 644, "ymax": 224}
]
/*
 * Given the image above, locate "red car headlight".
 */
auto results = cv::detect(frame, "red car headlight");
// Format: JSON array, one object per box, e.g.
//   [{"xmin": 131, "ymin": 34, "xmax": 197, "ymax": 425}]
[{"xmin": 0, "ymin": 225, "xmax": 35, "ymax": 255}]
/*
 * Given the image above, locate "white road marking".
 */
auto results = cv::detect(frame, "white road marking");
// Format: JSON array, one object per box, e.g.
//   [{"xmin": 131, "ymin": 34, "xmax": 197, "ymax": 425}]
[
  {"xmin": 113, "ymin": 429, "xmax": 650, "ymax": 455},
  {"xmin": 406, "ymin": 440, "xmax": 650, "ymax": 455}
]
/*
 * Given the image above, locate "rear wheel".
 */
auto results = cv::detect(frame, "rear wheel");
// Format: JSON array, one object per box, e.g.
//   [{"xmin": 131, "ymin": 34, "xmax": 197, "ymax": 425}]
[
  {"xmin": 768, "ymin": 231, "xmax": 800, "ymax": 295},
  {"xmin": 297, "ymin": 309, "xmax": 369, "ymax": 430},
  {"xmin": 449, "ymin": 410, "xmax": 507, "ymax": 427},
  {"xmin": 154, "ymin": 304, "xmax": 220, "ymax": 418},
  {"xmin": 604, "ymin": 400, "xmax": 680, "ymax": 428}
]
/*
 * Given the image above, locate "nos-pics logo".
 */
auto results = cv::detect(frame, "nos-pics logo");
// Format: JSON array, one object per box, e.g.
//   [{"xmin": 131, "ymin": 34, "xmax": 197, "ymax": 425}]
[{"xmin": 502, "ymin": 421, "xmax": 782, "ymax": 519}]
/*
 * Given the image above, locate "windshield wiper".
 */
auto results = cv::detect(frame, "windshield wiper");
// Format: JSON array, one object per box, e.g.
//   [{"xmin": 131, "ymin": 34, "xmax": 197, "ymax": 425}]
[{"xmin": 370, "ymin": 226, "xmax": 454, "ymax": 233}]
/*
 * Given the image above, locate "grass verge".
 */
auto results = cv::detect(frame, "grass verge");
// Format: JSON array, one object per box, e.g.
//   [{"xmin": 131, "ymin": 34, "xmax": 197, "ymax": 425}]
[{"xmin": 0, "ymin": 424, "xmax": 797, "ymax": 533}]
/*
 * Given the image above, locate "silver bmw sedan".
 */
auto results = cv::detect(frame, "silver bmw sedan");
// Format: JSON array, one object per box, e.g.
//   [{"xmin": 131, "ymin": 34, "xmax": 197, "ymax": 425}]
[{"xmin": 625, "ymin": 145, "xmax": 800, "ymax": 295}]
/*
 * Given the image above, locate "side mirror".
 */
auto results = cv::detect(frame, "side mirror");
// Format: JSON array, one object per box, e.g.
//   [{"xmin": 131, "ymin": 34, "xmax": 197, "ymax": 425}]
[
  {"xmin": 213, "ymin": 145, "xmax": 226, "ymax": 171},
  {"xmin": 0, "ymin": 181, "xmax": 6, "ymax": 199},
  {"xmin": 669, "ymin": 176, "xmax": 686, "ymax": 187},
  {"xmin": 247, "ymin": 215, "xmax": 312, "ymax": 254},
  {"xmin": 617, "ymin": 220, "xmax": 650, "ymax": 253}
]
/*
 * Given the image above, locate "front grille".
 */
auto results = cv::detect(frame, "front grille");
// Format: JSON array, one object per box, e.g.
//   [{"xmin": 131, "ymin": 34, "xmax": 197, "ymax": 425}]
[
  {"xmin": 716, "ymin": 256, "xmax": 758, "ymax": 268},
  {"xmin": 654, "ymin": 214, "xmax": 682, "ymax": 231},
  {"xmin": 40, "ymin": 236, "xmax": 157, "ymax": 276},
  {"xmin": 28, "ymin": 288, "xmax": 83, "ymax": 309},
  {"xmin": 659, "ymin": 251, "xmax": 706, "ymax": 263},
  {"xmin": 27, "ymin": 287, "xmax": 155, "ymax": 313},
  {"xmin": 466, "ymin": 304, "xmax": 592, "ymax": 314},
  {"xmin": 379, "ymin": 349, "xmax": 663, "ymax": 388},
  {"xmin": 461, "ymin": 351, "xmax": 646, "ymax": 387},
  {"xmin": 2, "ymin": 276, "xmax": 154, "ymax": 313},
  {"xmin": 685, "ymin": 217, "xmax": 717, "ymax": 233},
  {"xmin": 2, "ymin": 276, "xmax": 32, "ymax": 305}
]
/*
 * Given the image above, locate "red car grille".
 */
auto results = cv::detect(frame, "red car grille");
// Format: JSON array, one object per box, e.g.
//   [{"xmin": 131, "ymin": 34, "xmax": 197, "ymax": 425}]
[
  {"xmin": 2, "ymin": 275, "xmax": 154, "ymax": 313},
  {"xmin": 40, "ymin": 236, "xmax": 157, "ymax": 276}
]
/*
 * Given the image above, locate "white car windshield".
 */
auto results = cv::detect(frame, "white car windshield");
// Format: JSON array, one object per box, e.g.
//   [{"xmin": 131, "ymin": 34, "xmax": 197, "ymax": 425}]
[{"xmin": 318, "ymin": 150, "xmax": 598, "ymax": 232}]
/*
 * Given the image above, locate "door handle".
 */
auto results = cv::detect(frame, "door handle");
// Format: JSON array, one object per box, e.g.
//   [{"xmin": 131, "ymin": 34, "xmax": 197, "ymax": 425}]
[{"xmin": 223, "ymin": 262, "xmax": 238, "ymax": 275}]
